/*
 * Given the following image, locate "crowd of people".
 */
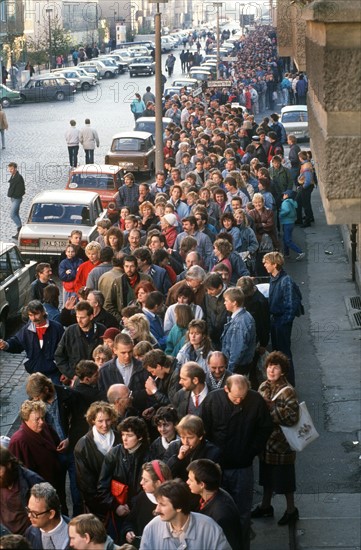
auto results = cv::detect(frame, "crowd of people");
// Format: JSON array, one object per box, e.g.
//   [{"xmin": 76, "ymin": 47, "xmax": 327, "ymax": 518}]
[{"xmin": 0, "ymin": 24, "xmax": 316, "ymax": 550}]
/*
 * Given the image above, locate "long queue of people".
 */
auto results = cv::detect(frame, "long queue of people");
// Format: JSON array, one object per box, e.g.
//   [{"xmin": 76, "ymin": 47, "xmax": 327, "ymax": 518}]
[{"xmin": 0, "ymin": 24, "xmax": 315, "ymax": 550}]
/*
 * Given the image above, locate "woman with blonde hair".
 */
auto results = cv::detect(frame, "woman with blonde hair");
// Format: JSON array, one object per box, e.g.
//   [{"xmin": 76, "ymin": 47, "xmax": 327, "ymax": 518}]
[
  {"xmin": 139, "ymin": 201, "xmax": 159, "ymax": 231},
  {"xmin": 125, "ymin": 313, "xmax": 158, "ymax": 347},
  {"xmin": 74, "ymin": 241, "xmax": 101, "ymax": 293}
]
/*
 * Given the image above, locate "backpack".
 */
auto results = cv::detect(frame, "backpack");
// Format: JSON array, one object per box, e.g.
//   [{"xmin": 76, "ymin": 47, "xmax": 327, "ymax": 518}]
[{"xmin": 292, "ymin": 279, "xmax": 305, "ymax": 317}]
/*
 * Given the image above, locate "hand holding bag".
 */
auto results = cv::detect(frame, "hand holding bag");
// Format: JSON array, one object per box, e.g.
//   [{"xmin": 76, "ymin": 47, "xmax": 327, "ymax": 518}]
[
  {"xmin": 272, "ymin": 387, "xmax": 319, "ymax": 451},
  {"xmin": 111, "ymin": 480, "xmax": 129, "ymax": 505}
]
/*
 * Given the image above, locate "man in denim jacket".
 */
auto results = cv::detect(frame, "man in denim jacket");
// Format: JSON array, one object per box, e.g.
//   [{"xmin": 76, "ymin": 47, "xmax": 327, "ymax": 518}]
[{"xmin": 221, "ymin": 288, "xmax": 256, "ymax": 374}]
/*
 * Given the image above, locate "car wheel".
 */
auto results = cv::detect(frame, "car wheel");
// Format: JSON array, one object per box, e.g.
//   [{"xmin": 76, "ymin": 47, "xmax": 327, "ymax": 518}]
[
  {"xmin": 0, "ymin": 312, "xmax": 7, "ymax": 340},
  {"xmin": 1, "ymin": 98, "xmax": 11, "ymax": 108},
  {"xmin": 104, "ymin": 71, "xmax": 112, "ymax": 79},
  {"xmin": 19, "ymin": 94, "xmax": 26, "ymax": 103},
  {"xmin": 130, "ymin": 72, "xmax": 134, "ymax": 77},
  {"xmin": 82, "ymin": 82, "xmax": 91, "ymax": 90},
  {"xmin": 56, "ymin": 91, "xmax": 65, "ymax": 101}
]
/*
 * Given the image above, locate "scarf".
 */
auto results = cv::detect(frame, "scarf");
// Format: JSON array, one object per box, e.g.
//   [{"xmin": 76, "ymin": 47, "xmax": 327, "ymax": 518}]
[
  {"xmin": 92, "ymin": 426, "xmax": 114, "ymax": 455},
  {"xmin": 35, "ymin": 322, "xmax": 48, "ymax": 349}
]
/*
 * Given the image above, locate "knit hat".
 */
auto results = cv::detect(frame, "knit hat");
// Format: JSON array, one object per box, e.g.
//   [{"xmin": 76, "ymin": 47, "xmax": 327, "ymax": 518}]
[
  {"xmin": 283, "ymin": 189, "xmax": 295, "ymax": 199},
  {"xmin": 163, "ymin": 214, "xmax": 178, "ymax": 227},
  {"xmin": 101, "ymin": 327, "xmax": 121, "ymax": 340}
]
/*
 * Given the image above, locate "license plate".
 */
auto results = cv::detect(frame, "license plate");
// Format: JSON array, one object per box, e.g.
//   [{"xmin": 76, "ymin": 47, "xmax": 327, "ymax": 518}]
[
  {"xmin": 41, "ymin": 239, "xmax": 67, "ymax": 248},
  {"xmin": 119, "ymin": 162, "xmax": 134, "ymax": 168}
]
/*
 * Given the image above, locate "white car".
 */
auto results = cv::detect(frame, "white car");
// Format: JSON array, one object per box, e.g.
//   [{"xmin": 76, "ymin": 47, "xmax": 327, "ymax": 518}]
[
  {"xmin": 51, "ymin": 68, "xmax": 97, "ymax": 90},
  {"xmin": 280, "ymin": 105, "xmax": 309, "ymax": 141},
  {"xmin": 18, "ymin": 190, "xmax": 106, "ymax": 261}
]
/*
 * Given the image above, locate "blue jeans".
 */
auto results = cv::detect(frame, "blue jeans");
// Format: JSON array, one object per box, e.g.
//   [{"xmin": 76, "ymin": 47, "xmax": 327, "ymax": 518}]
[
  {"xmin": 282, "ymin": 224, "xmax": 302, "ymax": 255},
  {"xmin": 58, "ymin": 451, "xmax": 82, "ymax": 517},
  {"xmin": 10, "ymin": 197, "xmax": 22, "ymax": 228},
  {"xmin": 222, "ymin": 466, "xmax": 254, "ymax": 550}
]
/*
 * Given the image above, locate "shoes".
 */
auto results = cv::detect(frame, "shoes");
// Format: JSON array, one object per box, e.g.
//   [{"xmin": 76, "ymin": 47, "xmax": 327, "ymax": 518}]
[
  {"xmin": 251, "ymin": 505, "xmax": 274, "ymax": 518},
  {"xmin": 278, "ymin": 508, "xmax": 299, "ymax": 526},
  {"xmin": 301, "ymin": 223, "xmax": 311, "ymax": 228},
  {"xmin": 295, "ymin": 220, "xmax": 302, "ymax": 225},
  {"xmin": 296, "ymin": 252, "xmax": 305, "ymax": 261}
]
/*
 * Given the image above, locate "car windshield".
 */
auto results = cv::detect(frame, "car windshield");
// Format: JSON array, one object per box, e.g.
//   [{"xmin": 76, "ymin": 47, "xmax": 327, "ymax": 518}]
[
  {"xmin": 69, "ymin": 174, "xmax": 115, "ymax": 190},
  {"xmin": 29, "ymin": 203, "xmax": 92, "ymax": 226},
  {"xmin": 282, "ymin": 111, "xmax": 308, "ymax": 123},
  {"xmin": 112, "ymin": 138, "xmax": 146, "ymax": 152}
]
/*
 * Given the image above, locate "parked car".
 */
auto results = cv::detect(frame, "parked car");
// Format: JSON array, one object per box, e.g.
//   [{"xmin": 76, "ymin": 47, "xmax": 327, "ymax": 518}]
[
  {"xmin": 66, "ymin": 164, "xmax": 124, "ymax": 208},
  {"xmin": 129, "ymin": 56, "xmax": 156, "ymax": 77},
  {"xmin": 78, "ymin": 60, "xmax": 117, "ymax": 79},
  {"xmin": 76, "ymin": 63, "xmax": 101, "ymax": 80},
  {"xmin": 105, "ymin": 131, "xmax": 156, "ymax": 175},
  {"xmin": 0, "ymin": 84, "xmax": 22, "ymax": 107},
  {"xmin": 51, "ymin": 68, "xmax": 97, "ymax": 90},
  {"xmin": 171, "ymin": 77, "xmax": 198, "ymax": 90},
  {"xmin": 189, "ymin": 67, "xmax": 212, "ymax": 82},
  {"xmin": 0, "ymin": 242, "xmax": 36, "ymax": 338},
  {"xmin": 19, "ymin": 76, "xmax": 76, "ymax": 102},
  {"xmin": 161, "ymin": 36, "xmax": 174, "ymax": 52},
  {"xmin": 134, "ymin": 117, "xmax": 173, "ymax": 138},
  {"xmin": 280, "ymin": 105, "xmax": 309, "ymax": 141},
  {"xmin": 18, "ymin": 190, "xmax": 106, "ymax": 262}
]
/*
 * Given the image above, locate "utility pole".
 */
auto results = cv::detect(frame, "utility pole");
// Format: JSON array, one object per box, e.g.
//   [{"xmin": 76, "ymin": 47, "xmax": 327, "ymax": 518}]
[
  {"xmin": 213, "ymin": 2, "xmax": 222, "ymax": 80},
  {"xmin": 46, "ymin": 8, "xmax": 53, "ymax": 70},
  {"xmin": 153, "ymin": 1, "xmax": 166, "ymax": 172}
]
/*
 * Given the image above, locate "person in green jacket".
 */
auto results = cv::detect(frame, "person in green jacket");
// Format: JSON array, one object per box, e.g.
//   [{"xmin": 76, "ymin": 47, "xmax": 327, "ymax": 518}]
[{"xmin": 279, "ymin": 190, "xmax": 305, "ymax": 261}]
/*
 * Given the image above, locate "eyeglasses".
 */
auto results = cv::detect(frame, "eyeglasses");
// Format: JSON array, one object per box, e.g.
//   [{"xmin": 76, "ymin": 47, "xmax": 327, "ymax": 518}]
[
  {"xmin": 116, "ymin": 390, "xmax": 132, "ymax": 402},
  {"xmin": 25, "ymin": 507, "xmax": 51, "ymax": 518}
]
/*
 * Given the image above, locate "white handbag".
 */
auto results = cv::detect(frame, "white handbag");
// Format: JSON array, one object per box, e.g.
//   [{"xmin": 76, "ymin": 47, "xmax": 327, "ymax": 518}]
[{"xmin": 272, "ymin": 387, "xmax": 319, "ymax": 452}]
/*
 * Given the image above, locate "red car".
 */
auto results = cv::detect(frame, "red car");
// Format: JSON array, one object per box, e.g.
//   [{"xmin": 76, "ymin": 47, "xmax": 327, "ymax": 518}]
[{"xmin": 66, "ymin": 164, "xmax": 123, "ymax": 208}]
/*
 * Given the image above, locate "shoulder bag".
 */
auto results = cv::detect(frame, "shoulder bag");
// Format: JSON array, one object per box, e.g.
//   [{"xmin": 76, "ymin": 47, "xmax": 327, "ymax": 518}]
[{"xmin": 272, "ymin": 386, "xmax": 319, "ymax": 451}]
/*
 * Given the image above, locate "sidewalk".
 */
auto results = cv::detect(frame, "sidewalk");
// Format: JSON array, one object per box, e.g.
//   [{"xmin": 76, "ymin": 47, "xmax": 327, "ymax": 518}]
[{"xmin": 252, "ymin": 187, "xmax": 361, "ymax": 549}]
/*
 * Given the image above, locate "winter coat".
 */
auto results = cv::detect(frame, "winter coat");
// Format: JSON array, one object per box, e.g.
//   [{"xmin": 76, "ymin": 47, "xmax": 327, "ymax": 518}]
[
  {"xmin": 58, "ymin": 256, "xmax": 83, "ymax": 292},
  {"xmin": 248, "ymin": 207, "xmax": 279, "ymax": 249},
  {"xmin": 97, "ymin": 443, "xmax": 150, "ymax": 511},
  {"xmin": 279, "ymin": 197, "xmax": 298, "ymax": 224},
  {"xmin": 177, "ymin": 342, "xmax": 211, "ymax": 372},
  {"xmin": 55, "ymin": 322, "xmax": 106, "ymax": 379},
  {"xmin": 199, "ymin": 488, "xmax": 243, "ymax": 550},
  {"xmin": 74, "ymin": 429, "xmax": 121, "ymax": 517},
  {"xmin": 79, "ymin": 125, "xmax": 99, "ymax": 150},
  {"xmin": 64, "ymin": 127, "xmax": 80, "ymax": 146},
  {"xmin": 162, "ymin": 225, "xmax": 178, "ymax": 248},
  {"xmin": 268, "ymin": 268, "xmax": 299, "ymax": 325},
  {"xmin": 9, "ymin": 422, "xmax": 61, "ymax": 490},
  {"xmin": 221, "ymin": 308, "xmax": 256, "ymax": 372},
  {"xmin": 7, "ymin": 171, "xmax": 25, "ymax": 198},
  {"xmin": 258, "ymin": 379, "xmax": 299, "ymax": 465},
  {"xmin": 140, "ymin": 512, "xmax": 232, "ymax": 550},
  {"xmin": 74, "ymin": 260, "xmax": 100, "ymax": 293},
  {"xmin": 0, "ymin": 110, "xmax": 8, "ymax": 130},
  {"xmin": 165, "ymin": 324, "xmax": 187, "ymax": 356},
  {"xmin": 201, "ymin": 388, "xmax": 273, "ymax": 468},
  {"xmin": 4, "ymin": 320, "xmax": 64, "ymax": 376},
  {"xmin": 163, "ymin": 438, "xmax": 221, "ymax": 481},
  {"xmin": 237, "ymin": 226, "xmax": 259, "ymax": 254}
]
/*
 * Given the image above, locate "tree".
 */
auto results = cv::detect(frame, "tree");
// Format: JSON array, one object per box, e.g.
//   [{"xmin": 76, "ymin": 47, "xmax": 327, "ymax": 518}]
[{"xmin": 26, "ymin": 16, "xmax": 72, "ymax": 68}]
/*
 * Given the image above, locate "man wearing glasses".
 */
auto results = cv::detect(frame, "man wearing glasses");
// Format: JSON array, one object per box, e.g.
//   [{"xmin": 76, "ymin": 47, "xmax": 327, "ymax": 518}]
[
  {"xmin": 25, "ymin": 482, "xmax": 69, "ymax": 549},
  {"xmin": 107, "ymin": 384, "xmax": 138, "ymax": 422}
]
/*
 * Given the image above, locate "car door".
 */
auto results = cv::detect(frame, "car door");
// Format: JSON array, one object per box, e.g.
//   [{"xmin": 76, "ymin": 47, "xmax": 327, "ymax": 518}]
[
  {"xmin": 8, "ymin": 246, "xmax": 33, "ymax": 313},
  {"xmin": 0, "ymin": 248, "xmax": 19, "ymax": 318}
]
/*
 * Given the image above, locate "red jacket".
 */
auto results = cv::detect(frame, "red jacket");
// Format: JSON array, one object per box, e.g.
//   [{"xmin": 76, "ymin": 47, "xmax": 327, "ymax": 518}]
[{"xmin": 74, "ymin": 260, "xmax": 100, "ymax": 292}]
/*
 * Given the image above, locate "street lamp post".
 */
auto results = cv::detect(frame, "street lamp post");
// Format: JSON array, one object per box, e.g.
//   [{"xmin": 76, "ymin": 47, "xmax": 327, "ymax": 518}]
[
  {"xmin": 213, "ymin": 2, "xmax": 222, "ymax": 80},
  {"xmin": 153, "ymin": 1, "xmax": 166, "ymax": 172},
  {"xmin": 45, "ymin": 8, "xmax": 53, "ymax": 70}
]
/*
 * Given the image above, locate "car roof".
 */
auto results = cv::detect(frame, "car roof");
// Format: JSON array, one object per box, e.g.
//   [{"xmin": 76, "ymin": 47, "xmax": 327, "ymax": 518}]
[
  {"xmin": 111, "ymin": 131, "xmax": 153, "ymax": 139},
  {"xmin": 31, "ymin": 190, "xmax": 100, "ymax": 204},
  {"xmin": 71, "ymin": 164, "xmax": 123, "ymax": 174},
  {"xmin": 135, "ymin": 117, "xmax": 172, "ymax": 123},
  {"xmin": 281, "ymin": 105, "xmax": 307, "ymax": 113}
]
